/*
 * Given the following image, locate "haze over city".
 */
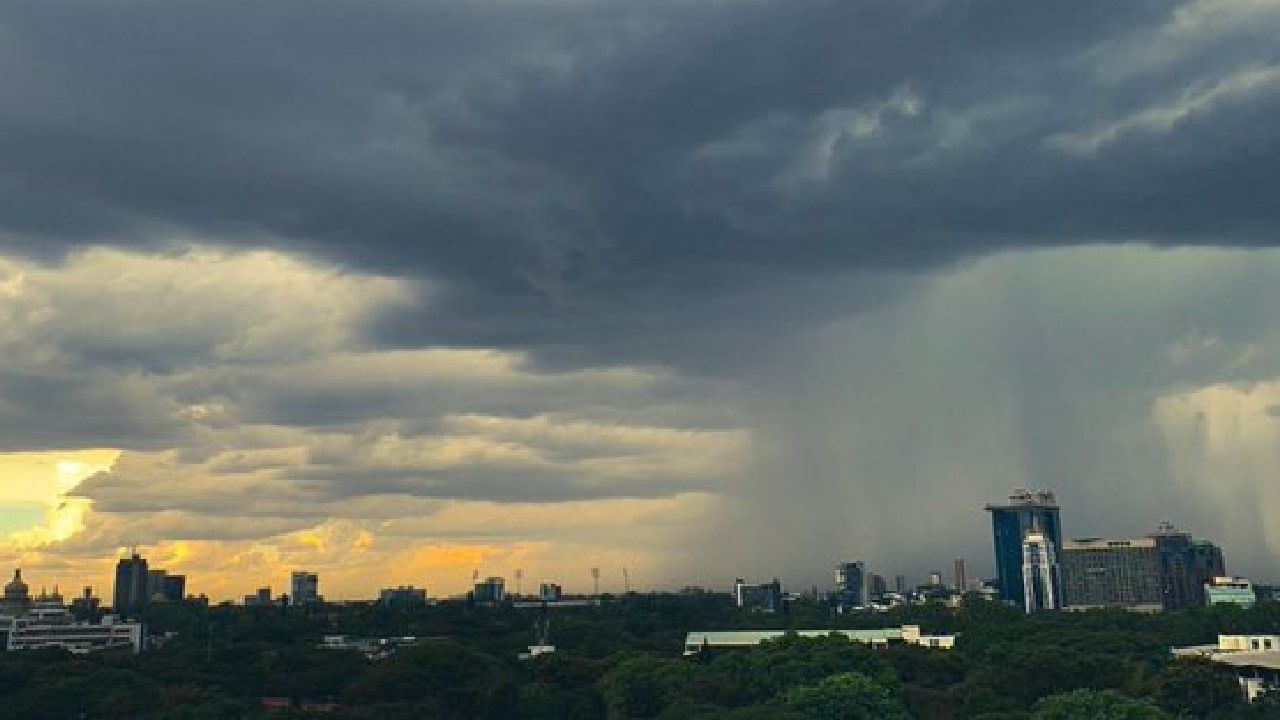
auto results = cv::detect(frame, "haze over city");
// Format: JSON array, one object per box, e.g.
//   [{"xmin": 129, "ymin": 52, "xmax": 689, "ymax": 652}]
[{"xmin": 2, "ymin": 0, "xmax": 1280, "ymax": 601}]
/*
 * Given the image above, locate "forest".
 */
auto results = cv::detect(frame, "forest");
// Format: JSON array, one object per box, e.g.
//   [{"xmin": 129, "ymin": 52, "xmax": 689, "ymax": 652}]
[{"xmin": 2, "ymin": 592, "xmax": 1280, "ymax": 719}]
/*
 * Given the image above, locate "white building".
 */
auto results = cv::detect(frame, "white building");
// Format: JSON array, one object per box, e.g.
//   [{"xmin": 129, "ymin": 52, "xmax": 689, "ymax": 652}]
[
  {"xmin": 6, "ymin": 592, "xmax": 143, "ymax": 654},
  {"xmin": 1022, "ymin": 527, "xmax": 1059, "ymax": 613},
  {"xmin": 683, "ymin": 625, "xmax": 956, "ymax": 655},
  {"xmin": 1173, "ymin": 634, "xmax": 1280, "ymax": 701}
]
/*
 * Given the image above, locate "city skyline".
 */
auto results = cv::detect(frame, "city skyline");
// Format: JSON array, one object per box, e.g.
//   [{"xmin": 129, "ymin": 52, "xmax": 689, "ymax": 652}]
[{"xmin": 3, "ymin": 1, "xmax": 1280, "ymax": 599}]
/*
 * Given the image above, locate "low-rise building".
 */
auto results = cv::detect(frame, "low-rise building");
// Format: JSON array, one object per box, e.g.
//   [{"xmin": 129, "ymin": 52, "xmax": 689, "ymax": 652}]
[
  {"xmin": 1173, "ymin": 634, "xmax": 1280, "ymax": 701},
  {"xmin": 6, "ymin": 592, "xmax": 143, "ymax": 654},
  {"xmin": 379, "ymin": 586, "xmax": 428, "ymax": 609},
  {"xmin": 683, "ymin": 625, "xmax": 956, "ymax": 655},
  {"xmin": 1206, "ymin": 576, "xmax": 1257, "ymax": 609}
]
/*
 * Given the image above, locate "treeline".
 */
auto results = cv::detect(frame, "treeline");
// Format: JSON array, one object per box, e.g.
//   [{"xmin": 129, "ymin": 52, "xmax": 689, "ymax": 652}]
[{"xmin": 1, "ymin": 594, "xmax": 1280, "ymax": 718}]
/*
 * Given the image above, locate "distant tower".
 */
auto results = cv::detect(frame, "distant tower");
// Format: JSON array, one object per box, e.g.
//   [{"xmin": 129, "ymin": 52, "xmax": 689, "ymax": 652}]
[
  {"xmin": 985, "ymin": 489, "xmax": 1063, "ymax": 609},
  {"xmin": 835, "ymin": 562, "xmax": 867, "ymax": 610},
  {"xmin": 2, "ymin": 568, "xmax": 31, "ymax": 616},
  {"xmin": 113, "ymin": 551, "xmax": 149, "ymax": 618},
  {"xmin": 590, "ymin": 567, "xmax": 600, "ymax": 596},
  {"xmin": 622, "ymin": 567, "xmax": 630, "ymax": 594},
  {"xmin": 1021, "ymin": 523, "xmax": 1060, "ymax": 613},
  {"xmin": 954, "ymin": 558, "xmax": 968, "ymax": 593},
  {"xmin": 515, "ymin": 568, "xmax": 524, "ymax": 597},
  {"xmin": 290, "ymin": 571, "xmax": 319, "ymax": 606}
]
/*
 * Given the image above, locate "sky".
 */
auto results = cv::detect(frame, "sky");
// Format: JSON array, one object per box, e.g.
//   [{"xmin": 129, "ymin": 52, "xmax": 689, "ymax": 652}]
[{"xmin": 1, "ymin": 0, "xmax": 1279, "ymax": 600}]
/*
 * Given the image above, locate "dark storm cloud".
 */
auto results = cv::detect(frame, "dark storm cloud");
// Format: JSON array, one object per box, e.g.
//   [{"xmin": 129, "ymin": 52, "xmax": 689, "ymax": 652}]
[{"xmin": 1, "ymin": 0, "xmax": 1277, "ymax": 364}]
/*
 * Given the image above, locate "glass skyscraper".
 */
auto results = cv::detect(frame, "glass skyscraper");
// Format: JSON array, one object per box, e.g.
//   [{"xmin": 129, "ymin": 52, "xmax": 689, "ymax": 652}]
[{"xmin": 985, "ymin": 489, "xmax": 1063, "ymax": 609}]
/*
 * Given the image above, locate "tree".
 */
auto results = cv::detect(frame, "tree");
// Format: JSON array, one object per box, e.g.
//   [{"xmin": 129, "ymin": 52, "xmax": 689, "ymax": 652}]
[
  {"xmin": 779, "ymin": 672, "xmax": 912, "ymax": 720},
  {"xmin": 1153, "ymin": 657, "xmax": 1245, "ymax": 717},
  {"xmin": 1031, "ymin": 689, "xmax": 1171, "ymax": 720}
]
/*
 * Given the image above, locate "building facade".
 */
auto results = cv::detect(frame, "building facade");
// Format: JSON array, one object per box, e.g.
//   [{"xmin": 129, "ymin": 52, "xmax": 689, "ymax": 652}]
[
  {"xmin": 7, "ymin": 591, "xmax": 143, "ymax": 654},
  {"xmin": 1021, "ymin": 526, "xmax": 1061, "ymax": 612},
  {"xmin": 734, "ymin": 578, "xmax": 783, "ymax": 613},
  {"xmin": 986, "ymin": 489, "xmax": 1063, "ymax": 609},
  {"xmin": 113, "ymin": 553, "xmax": 150, "ymax": 618},
  {"xmin": 1206, "ymin": 577, "xmax": 1257, "ymax": 608},
  {"xmin": 290, "ymin": 572, "xmax": 320, "ymax": 606},
  {"xmin": 834, "ymin": 562, "xmax": 867, "ymax": 611},
  {"xmin": 1061, "ymin": 537, "xmax": 1163, "ymax": 612}
]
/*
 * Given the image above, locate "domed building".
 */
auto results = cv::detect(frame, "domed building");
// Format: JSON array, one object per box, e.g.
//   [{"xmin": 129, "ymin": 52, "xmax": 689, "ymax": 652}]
[{"xmin": 1, "ymin": 568, "xmax": 32, "ymax": 616}]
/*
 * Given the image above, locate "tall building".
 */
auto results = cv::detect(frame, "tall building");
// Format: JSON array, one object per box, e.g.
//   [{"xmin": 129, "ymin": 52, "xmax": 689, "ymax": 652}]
[
  {"xmin": 985, "ymin": 489, "xmax": 1063, "ymax": 609},
  {"xmin": 1147, "ymin": 524, "xmax": 1226, "ymax": 610},
  {"xmin": 1021, "ymin": 525, "xmax": 1060, "ymax": 612},
  {"xmin": 894, "ymin": 575, "xmax": 907, "ymax": 594},
  {"xmin": 1, "ymin": 569, "xmax": 31, "ymax": 616},
  {"xmin": 954, "ymin": 558, "xmax": 968, "ymax": 593},
  {"xmin": 868, "ymin": 574, "xmax": 888, "ymax": 601},
  {"xmin": 290, "ymin": 572, "xmax": 320, "ymax": 606},
  {"xmin": 473, "ymin": 576, "xmax": 505, "ymax": 604},
  {"xmin": 113, "ymin": 552, "xmax": 150, "ymax": 618},
  {"xmin": 1061, "ymin": 537, "xmax": 1163, "ymax": 612},
  {"xmin": 834, "ymin": 562, "xmax": 867, "ymax": 611}
]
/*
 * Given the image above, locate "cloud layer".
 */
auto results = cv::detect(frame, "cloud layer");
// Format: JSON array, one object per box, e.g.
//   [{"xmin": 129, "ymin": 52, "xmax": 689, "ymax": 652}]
[{"xmin": 1, "ymin": 0, "xmax": 1279, "ymax": 596}]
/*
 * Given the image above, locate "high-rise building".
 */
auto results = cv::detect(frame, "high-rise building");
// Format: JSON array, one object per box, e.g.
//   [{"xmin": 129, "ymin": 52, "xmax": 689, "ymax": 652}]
[
  {"xmin": 473, "ymin": 576, "xmax": 505, "ymax": 604},
  {"xmin": 894, "ymin": 575, "xmax": 907, "ymax": 594},
  {"xmin": 1061, "ymin": 538, "xmax": 1163, "ymax": 612},
  {"xmin": 985, "ymin": 489, "xmax": 1063, "ymax": 609},
  {"xmin": 868, "ymin": 574, "xmax": 888, "ymax": 601},
  {"xmin": 1, "ymin": 569, "xmax": 31, "ymax": 616},
  {"xmin": 926, "ymin": 571, "xmax": 944, "ymax": 587},
  {"xmin": 290, "ymin": 572, "xmax": 320, "ymax": 606},
  {"xmin": 539, "ymin": 582, "xmax": 563, "ymax": 602},
  {"xmin": 113, "ymin": 552, "xmax": 150, "ymax": 618},
  {"xmin": 834, "ymin": 562, "xmax": 867, "ymax": 611},
  {"xmin": 1021, "ymin": 526, "xmax": 1060, "ymax": 613},
  {"xmin": 954, "ymin": 558, "xmax": 968, "ymax": 592},
  {"xmin": 1147, "ymin": 524, "xmax": 1226, "ymax": 610}
]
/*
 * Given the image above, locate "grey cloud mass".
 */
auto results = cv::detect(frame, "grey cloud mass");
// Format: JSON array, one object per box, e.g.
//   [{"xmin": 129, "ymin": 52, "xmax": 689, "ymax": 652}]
[{"xmin": 2, "ymin": 0, "xmax": 1280, "ymax": 595}]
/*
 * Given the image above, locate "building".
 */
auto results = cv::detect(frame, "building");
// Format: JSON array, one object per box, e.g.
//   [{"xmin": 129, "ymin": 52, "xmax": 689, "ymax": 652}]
[
  {"xmin": 146, "ymin": 570, "xmax": 185, "ymax": 603},
  {"xmin": 683, "ymin": 625, "xmax": 957, "ymax": 655},
  {"xmin": 379, "ymin": 586, "xmax": 428, "ymax": 609},
  {"xmin": 926, "ymin": 571, "xmax": 944, "ymax": 588},
  {"xmin": 868, "ymin": 574, "xmax": 888, "ymax": 601},
  {"xmin": 1021, "ymin": 524, "xmax": 1060, "ymax": 613},
  {"xmin": 539, "ymin": 582, "xmax": 563, "ymax": 602},
  {"xmin": 1188, "ymin": 539, "xmax": 1228, "ymax": 604},
  {"xmin": 1061, "ymin": 537, "xmax": 1163, "ymax": 612},
  {"xmin": 7, "ymin": 590, "xmax": 143, "ymax": 654},
  {"xmin": 1206, "ymin": 577, "xmax": 1257, "ymax": 609},
  {"xmin": 244, "ymin": 587, "xmax": 273, "ymax": 607},
  {"xmin": 1173, "ymin": 635, "xmax": 1280, "ymax": 701},
  {"xmin": 1, "ymin": 569, "xmax": 31, "ymax": 617},
  {"xmin": 734, "ymin": 578, "xmax": 783, "ymax": 613},
  {"xmin": 473, "ymin": 576, "xmax": 506, "ymax": 604},
  {"xmin": 954, "ymin": 559, "xmax": 968, "ymax": 593},
  {"xmin": 1149, "ymin": 523, "xmax": 1226, "ymax": 610},
  {"xmin": 834, "ymin": 562, "xmax": 867, "ymax": 611},
  {"xmin": 290, "ymin": 572, "xmax": 320, "ymax": 606},
  {"xmin": 986, "ymin": 489, "xmax": 1063, "ymax": 609},
  {"xmin": 69, "ymin": 587, "xmax": 102, "ymax": 622},
  {"xmin": 113, "ymin": 552, "xmax": 150, "ymax": 618}
]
